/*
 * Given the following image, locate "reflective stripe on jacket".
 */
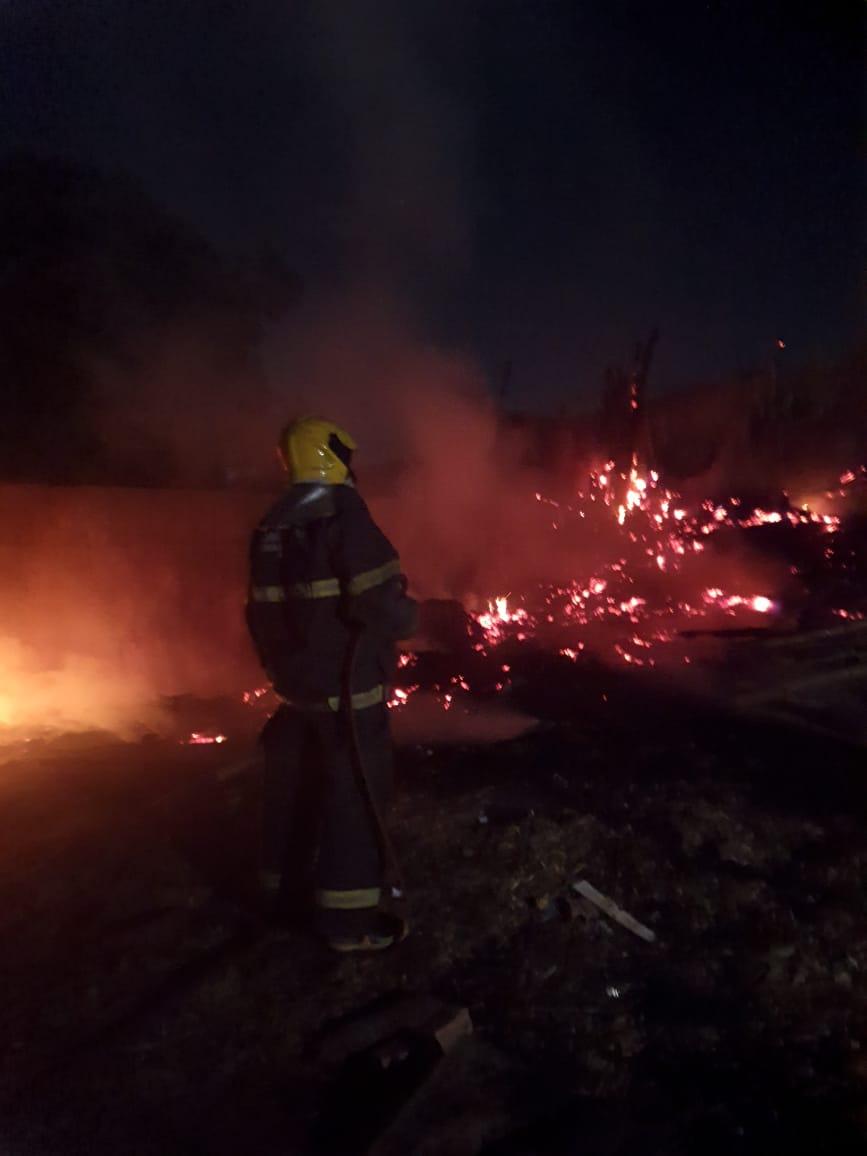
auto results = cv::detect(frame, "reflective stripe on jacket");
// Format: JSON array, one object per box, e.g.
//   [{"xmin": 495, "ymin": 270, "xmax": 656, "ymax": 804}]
[{"xmin": 246, "ymin": 483, "xmax": 417, "ymax": 706}]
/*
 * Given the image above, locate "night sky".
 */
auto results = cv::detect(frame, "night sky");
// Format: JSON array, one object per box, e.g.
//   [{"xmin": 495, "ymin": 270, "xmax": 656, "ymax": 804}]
[{"xmin": 1, "ymin": 0, "xmax": 864, "ymax": 406}]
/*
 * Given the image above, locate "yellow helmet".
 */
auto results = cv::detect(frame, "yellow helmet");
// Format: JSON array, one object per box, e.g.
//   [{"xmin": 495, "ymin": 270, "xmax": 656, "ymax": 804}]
[{"xmin": 278, "ymin": 417, "xmax": 358, "ymax": 484}]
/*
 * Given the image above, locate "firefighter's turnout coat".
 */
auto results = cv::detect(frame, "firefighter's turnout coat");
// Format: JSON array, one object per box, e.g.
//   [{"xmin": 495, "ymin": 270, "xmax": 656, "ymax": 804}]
[{"xmin": 246, "ymin": 482, "xmax": 417, "ymax": 934}]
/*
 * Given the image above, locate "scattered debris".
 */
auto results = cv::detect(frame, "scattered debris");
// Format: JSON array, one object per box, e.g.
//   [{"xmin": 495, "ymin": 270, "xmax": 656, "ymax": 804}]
[
  {"xmin": 571, "ymin": 879, "xmax": 657, "ymax": 943},
  {"xmin": 6, "ymin": 651, "xmax": 867, "ymax": 1153},
  {"xmin": 367, "ymin": 1040, "xmax": 520, "ymax": 1156},
  {"xmin": 313, "ymin": 997, "xmax": 474, "ymax": 1152},
  {"xmin": 730, "ymin": 619, "xmax": 867, "ymax": 746},
  {"xmin": 313, "ymin": 993, "xmax": 471, "ymax": 1068}
]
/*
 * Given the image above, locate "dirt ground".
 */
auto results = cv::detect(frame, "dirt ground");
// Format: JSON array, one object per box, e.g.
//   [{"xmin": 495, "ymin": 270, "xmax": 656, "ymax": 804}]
[{"xmin": 2, "ymin": 661, "xmax": 867, "ymax": 1155}]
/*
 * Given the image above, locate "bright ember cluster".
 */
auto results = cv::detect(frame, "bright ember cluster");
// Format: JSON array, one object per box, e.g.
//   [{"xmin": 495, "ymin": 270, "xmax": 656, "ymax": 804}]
[
  {"xmin": 470, "ymin": 462, "xmax": 837, "ymax": 654},
  {"xmin": 387, "ymin": 460, "xmax": 849, "ymax": 709},
  {"xmin": 188, "ymin": 464, "xmax": 860, "ymax": 740}
]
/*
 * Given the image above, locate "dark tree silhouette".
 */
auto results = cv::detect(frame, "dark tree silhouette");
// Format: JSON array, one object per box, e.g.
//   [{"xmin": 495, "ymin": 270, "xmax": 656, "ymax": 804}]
[{"xmin": 0, "ymin": 152, "xmax": 300, "ymax": 485}]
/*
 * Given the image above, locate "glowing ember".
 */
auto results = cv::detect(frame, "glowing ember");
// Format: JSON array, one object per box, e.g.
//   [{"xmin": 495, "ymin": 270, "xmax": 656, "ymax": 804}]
[
  {"xmin": 460, "ymin": 460, "xmax": 826, "ymax": 668},
  {"xmin": 702, "ymin": 589, "xmax": 776, "ymax": 615},
  {"xmin": 388, "ymin": 687, "xmax": 412, "ymax": 709},
  {"xmin": 194, "ymin": 460, "xmax": 861, "ymax": 735},
  {"xmin": 475, "ymin": 596, "xmax": 529, "ymax": 645},
  {"xmin": 185, "ymin": 732, "xmax": 227, "ymax": 745},
  {"xmin": 559, "ymin": 646, "xmax": 584, "ymax": 661}
]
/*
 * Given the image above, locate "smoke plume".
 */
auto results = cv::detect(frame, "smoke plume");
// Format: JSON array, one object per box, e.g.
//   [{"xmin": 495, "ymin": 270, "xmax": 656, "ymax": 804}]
[{"xmin": 0, "ymin": 4, "xmax": 802, "ymax": 743}]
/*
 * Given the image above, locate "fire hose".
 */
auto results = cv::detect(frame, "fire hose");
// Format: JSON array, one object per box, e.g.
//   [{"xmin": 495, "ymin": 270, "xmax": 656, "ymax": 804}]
[
  {"xmin": 342, "ymin": 627, "xmax": 406, "ymax": 905},
  {"xmin": 218, "ymin": 628, "xmax": 407, "ymax": 907}
]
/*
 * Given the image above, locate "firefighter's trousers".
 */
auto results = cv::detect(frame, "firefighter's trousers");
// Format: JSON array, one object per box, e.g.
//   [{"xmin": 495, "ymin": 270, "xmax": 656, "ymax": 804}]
[{"xmin": 260, "ymin": 702, "xmax": 393, "ymax": 938}]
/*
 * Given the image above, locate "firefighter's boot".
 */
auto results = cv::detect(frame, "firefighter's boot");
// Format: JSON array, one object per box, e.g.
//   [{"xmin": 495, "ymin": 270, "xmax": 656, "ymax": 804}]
[{"xmin": 325, "ymin": 911, "xmax": 409, "ymax": 954}]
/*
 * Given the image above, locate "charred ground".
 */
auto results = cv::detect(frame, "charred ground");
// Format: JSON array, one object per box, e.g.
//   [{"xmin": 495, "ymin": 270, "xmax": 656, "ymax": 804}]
[{"xmin": 3, "ymin": 653, "xmax": 867, "ymax": 1155}]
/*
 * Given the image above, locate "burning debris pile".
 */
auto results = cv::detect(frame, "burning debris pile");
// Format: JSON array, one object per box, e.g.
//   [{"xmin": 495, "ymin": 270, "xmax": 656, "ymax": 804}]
[
  {"xmin": 179, "ymin": 461, "xmax": 866, "ymax": 747},
  {"xmin": 384, "ymin": 461, "xmax": 860, "ymax": 713}
]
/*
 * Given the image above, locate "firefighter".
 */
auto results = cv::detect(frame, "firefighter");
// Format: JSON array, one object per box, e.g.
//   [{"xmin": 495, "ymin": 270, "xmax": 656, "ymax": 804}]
[{"xmin": 246, "ymin": 417, "xmax": 418, "ymax": 952}]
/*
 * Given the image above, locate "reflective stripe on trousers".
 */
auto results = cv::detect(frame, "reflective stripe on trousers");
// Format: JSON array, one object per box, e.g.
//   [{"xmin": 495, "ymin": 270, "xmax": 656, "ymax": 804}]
[{"xmin": 314, "ymin": 886, "xmax": 381, "ymax": 910}]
